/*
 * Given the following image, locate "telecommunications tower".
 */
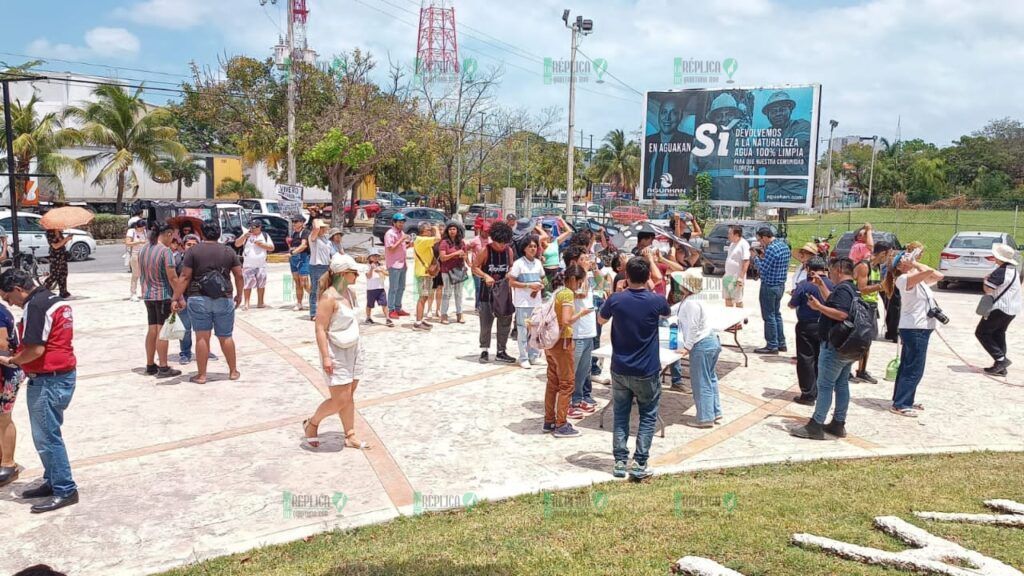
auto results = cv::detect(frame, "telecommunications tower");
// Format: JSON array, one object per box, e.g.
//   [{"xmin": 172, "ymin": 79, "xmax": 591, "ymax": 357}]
[{"xmin": 415, "ymin": 0, "xmax": 460, "ymax": 79}]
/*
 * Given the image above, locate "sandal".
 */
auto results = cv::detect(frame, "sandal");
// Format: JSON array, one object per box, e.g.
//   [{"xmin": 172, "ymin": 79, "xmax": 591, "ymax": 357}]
[
  {"xmin": 302, "ymin": 419, "xmax": 321, "ymax": 448},
  {"xmin": 889, "ymin": 406, "xmax": 917, "ymax": 418},
  {"xmin": 456, "ymin": 315, "xmax": 465, "ymax": 324},
  {"xmin": 440, "ymin": 316, "xmax": 449, "ymax": 325},
  {"xmin": 344, "ymin": 430, "xmax": 370, "ymax": 450}
]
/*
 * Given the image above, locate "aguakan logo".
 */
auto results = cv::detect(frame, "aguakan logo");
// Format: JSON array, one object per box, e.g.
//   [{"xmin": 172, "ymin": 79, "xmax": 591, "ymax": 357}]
[{"xmin": 659, "ymin": 173, "xmax": 674, "ymax": 188}]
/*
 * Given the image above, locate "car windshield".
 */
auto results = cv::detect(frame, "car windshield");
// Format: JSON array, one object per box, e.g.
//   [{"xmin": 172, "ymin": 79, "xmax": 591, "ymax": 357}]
[
  {"xmin": 266, "ymin": 202, "xmax": 279, "ymax": 213},
  {"xmin": 950, "ymin": 236, "xmax": 1000, "ymax": 250},
  {"xmin": 484, "ymin": 210, "xmax": 500, "ymax": 218}
]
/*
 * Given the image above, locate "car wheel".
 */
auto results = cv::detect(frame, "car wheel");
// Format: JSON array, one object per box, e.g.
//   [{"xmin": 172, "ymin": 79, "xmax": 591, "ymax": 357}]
[
  {"xmin": 937, "ymin": 280, "xmax": 949, "ymax": 290},
  {"xmin": 69, "ymin": 242, "xmax": 91, "ymax": 261}
]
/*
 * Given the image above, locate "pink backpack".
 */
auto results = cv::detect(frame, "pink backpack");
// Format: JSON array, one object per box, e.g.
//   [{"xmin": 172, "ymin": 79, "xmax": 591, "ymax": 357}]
[{"xmin": 528, "ymin": 298, "xmax": 562, "ymax": 351}]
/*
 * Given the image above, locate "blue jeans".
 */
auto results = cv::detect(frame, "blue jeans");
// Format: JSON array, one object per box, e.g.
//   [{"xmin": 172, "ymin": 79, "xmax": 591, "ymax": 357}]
[
  {"xmin": 812, "ymin": 344, "xmax": 854, "ymax": 424},
  {"xmin": 473, "ymin": 276, "xmax": 482, "ymax": 310},
  {"xmin": 27, "ymin": 371, "xmax": 77, "ymax": 497},
  {"xmin": 894, "ymin": 329, "xmax": 932, "ymax": 410},
  {"xmin": 759, "ymin": 283, "xmax": 787, "ymax": 349},
  {"xmin": 308, "ymin": 264, "xmax": 330, "ymax": 317},
  {"xmin": 572, "ymin": 337, "xmax": 595, "ymax": 405},
  {"xmin": 187, "ymin": 296, "xmax": 235, "ymax": 337},
  {"xmin": 387, "ymin": 266, "xmax": 407, "ymax": 313},
  {"xmin": 690, "ymin": 335, "xmax": 722, "ymax": 423},
  {"xmin": 611, "ymin": 371, "xmax": 661, "ymax": 466},
  {"xmin": 515, "ymin": 307, "xmax": 538, "ymax": 362},
  {"xmin": 591, "ymin": 295, "xmax": 605, "ymax": 374},
  {"xmin": 178, "ymin": 305, "xmax": 192, "ymax": 357}
]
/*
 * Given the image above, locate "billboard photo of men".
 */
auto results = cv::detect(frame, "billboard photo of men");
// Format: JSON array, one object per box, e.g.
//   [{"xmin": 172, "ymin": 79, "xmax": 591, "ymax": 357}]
[
  {"xmin": 761, "ymin": 90, "xmax": 812, "ymax": 203},
  {"xmin": 643, "ymin": 94, "xmax": 696, "ymax": 200},
  {"xmin": 692, "ymin": 91, "xmax": 755, "ymax": 203}
]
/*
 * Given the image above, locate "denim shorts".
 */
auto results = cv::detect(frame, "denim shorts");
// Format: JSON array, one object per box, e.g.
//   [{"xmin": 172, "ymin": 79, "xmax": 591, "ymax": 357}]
[
  {"xmin": 289, "ymin": 252, "xmax": 310, "ymax": 275},
  {"xmin": 187, "ymin": 295, "xmax": 236, "ymax": 337}
]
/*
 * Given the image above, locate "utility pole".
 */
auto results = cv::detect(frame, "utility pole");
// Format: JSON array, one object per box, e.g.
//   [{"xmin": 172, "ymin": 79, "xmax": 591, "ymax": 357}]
[
  {"xmin": 286, "ymin": 0, "xmax": 296, "ymax": 186},
  {"xmin": 860, "ymin": 135, "xmax": 878, "ymax": 209},
  {"xmin": 478, "ymin": 112, "xmax": 485, "ymax": 202},
  {"xmin": 2, "ymin": 80, "xmax": 21, "ymax": 254},
  {"xmin": 562, "ymin": 10, "xmax": 593, "ymax": 216},
  {"xmin": 825, "ymin": 119, "xmax": 838, "ymax": 212}
]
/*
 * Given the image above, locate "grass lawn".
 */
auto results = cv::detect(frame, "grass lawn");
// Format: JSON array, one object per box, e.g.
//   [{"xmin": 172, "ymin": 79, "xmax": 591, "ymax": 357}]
[
  {"xmin": 162, "ymin": 452, "xmax": 1024, "ymax": 576},
  {"xmin": 783, "ymin": 207, "xmax": 1024, "ymax": 267}
]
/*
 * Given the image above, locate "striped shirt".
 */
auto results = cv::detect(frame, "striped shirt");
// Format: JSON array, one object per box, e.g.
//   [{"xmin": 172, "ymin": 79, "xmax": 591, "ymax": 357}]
[
  {"xmin": 138, "ymin": 242, "xmax": 174, "ymax": 301},
  {"xmin": 753, "ymin": 239, "xmax": 791, "ymax": 287}
]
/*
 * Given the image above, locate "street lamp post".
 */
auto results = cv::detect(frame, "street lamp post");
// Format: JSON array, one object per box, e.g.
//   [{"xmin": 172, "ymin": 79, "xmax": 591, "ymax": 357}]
[
  {"xmin": 562, "ymin": 9, "xmax": 593, "ymax": 217},
  {"xmin": 859, "ymin": 135, "xmax": 879, "ymax": 209},
  {"xmin": 825, "ymin": 119, "xmax": 838, "ymax": 212}
]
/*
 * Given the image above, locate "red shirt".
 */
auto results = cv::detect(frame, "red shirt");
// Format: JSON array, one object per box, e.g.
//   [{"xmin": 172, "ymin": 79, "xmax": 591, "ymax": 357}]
[{"xmin": 18, "ymin": 287, "xmax": 76, "ymax": 374}]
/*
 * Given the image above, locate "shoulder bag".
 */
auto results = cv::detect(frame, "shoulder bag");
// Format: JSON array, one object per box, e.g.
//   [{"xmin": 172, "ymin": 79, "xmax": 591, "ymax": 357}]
[
  {"xmin": 416, "ymin": 243, "xmax": 441, "ymax": 277},
  {"xmin": 445, "ymin": 241, "xmax": 468, "ymax": 283},
  {"xmin": 977, "ymin": 269, "xmax": 1016, "ymax": 319}
]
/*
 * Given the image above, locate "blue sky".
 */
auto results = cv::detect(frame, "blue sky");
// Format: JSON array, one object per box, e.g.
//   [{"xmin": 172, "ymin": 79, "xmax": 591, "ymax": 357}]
[{"xmin": 4, "ymin": 0, "xmax": 1023, "ymax": 151}]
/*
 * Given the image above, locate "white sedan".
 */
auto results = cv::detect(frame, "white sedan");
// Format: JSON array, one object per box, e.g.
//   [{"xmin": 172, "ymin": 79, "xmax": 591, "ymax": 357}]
[{"xmin": 0, "ymin": 210, "xmax": 97, "ymax": 261}]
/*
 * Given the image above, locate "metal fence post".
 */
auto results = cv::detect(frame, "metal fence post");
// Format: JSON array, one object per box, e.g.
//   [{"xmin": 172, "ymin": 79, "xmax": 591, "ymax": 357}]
[
  {"xmin": 955, "ymin": 208, "xmax": 959, "ymax": 234},
  {"xmin": 1015, "ymin": 205, "xmax": 1019, "ymax": 239}
]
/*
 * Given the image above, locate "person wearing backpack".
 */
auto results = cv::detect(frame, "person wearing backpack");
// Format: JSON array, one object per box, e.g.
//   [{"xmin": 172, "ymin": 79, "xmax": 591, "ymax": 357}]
[
  {"xmin": 543, "ymin": 265, "xmax": 591, "ymax": 438},
  {"xmin": 508, "ymin": 235, "xmax": 544, "ymax": 369},
  {"xmin": 791, "ymin": 257, "xmax": 859, "ymax": 441},
  {"xmin": 173, "ymin": 222, "xmax": 243, "ymax": 385}
]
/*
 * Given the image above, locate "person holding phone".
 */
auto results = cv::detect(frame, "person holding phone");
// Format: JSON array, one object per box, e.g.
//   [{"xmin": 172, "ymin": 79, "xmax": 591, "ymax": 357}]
[
  {"xmin": 508, "ymin": 235, "xmax": 544, "ymax": 369},
  {"xmin": 788, "ymin": 257, "xmax": 832, "ymax": 406}
]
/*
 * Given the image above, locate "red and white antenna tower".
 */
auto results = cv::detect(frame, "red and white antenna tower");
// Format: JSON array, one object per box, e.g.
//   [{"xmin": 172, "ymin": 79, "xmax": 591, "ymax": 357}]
[{"xmin": 415, "ymin": 0, "xmax": 460, "ymax": 79}]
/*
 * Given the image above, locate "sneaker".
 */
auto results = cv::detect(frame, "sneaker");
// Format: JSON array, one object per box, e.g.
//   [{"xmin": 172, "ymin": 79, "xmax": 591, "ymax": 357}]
[
  {"xmin": 397, "ymin": 309, "xmax": 411, "ymax": 317},
  {"xmin": 552, "ymin": 423, "xmax": 581, "ymax": 438},
  {"xmin": 385, "ymin": 319, "xmax": 395, "ymax": 327},
  {"xmin": 778, "ymin": 346, "xmax": 788, "ymax": 353},
  {"xmin": 793, "ymin": 395, "xmax": 816, "ymax": 406},
  {"xmin": 670, "ymin": 382, "xmax": 691, "ymax": 393},
  {"xmin": 178, "ymin": 353, "xmax": 192, "ymax": 365},
  {"xmin": 519, "ymin": 360, "xmax": 531, "ymax": 369},
  {"xmin": 364, "ymin": 318, "xmax": 376, "ymax": 325},
  {"xmin": 612, "ymin": 461, "xmax": 627, "ymax": 478},
  {"xmin": 388, "ymin": 311, "xmax": 400, "ymax": 320},
  {"xmin": 629, "ymin": 461, "xmax": 653, "ymax": 480},
  {"xmin": 542, "ymin": 422, "xmax": 556, "ymax": 434},
  {"xmin": 855, "ymin": 371, "xmax": 878, "ymax": 384},
  {"xmin": 753, "ymin": 347, "xmax": 779, "ymax": 355},
  {"xmin": 684, "ymin": 418, "xmax": 714, "ymax": 429},
  {"xmin": 145, "ymin": 364, "xmax": 158, "ymax": 376},
  {"xmin": 576, "ymin": 402, "xmax": 596, "ymax": 414},
  {"xmin": 130, "ymin": 295, "xmax": 139, "ymax": 302},
  {"xmin": 495, "ymin": 352, "xmax": 517, "ymax": 364},
  {"xmin": 479, "ymin": 351, "xmax": 490, "ymax": 363},
  {"xmin": 292, "ymin": 303, "xmax": 302, "ymax": 311},
  {"xmin": 823, "ymin": 420, "xmax": 847, "ymax": 438},
  {"xmin": 566, "ymin": 407, "xmax": 585, "ymax": 420},
  {"xmin": 790, "ymin": 418, "xmax": 826, "ymax": 440},
  {"xmin": 156, "ymin": 366, "xmax": 182, "ymax": 378},
  {"xmin": 529, "ymin": 356, "xmax": 541, "ymax": 366}
]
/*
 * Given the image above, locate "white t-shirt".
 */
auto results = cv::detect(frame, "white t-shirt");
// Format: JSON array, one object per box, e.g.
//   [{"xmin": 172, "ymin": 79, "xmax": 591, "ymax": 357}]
[
  {"xmin": 125, "ymin": 228, "xmax": 147, "ymax": 256},
  {"xmin": 676, "ymin": 298, "xmax": 713, "ymax": 351},
  {"xmin": 724, "ymin": 238, "xmax": 750, "ymax": 278},
  {"xmin": 573, "ymin": 277, "xmax": 597, "ymax": 340},
  {"xmin": 509, "ymin": 257, "xmax": 544, "ymax": 308},
  {"xmin": 985, "ymin": 264, "xmax": 1022, "ymax": 317},
  {"xmin": 242, "ymin": 232, "xmax": 271, "ymax": 267},
  {"xmin": 896, "ymin": 274, "xmax": 938, "ymax": 330},
  {"xmin": 366, "ymin": 262, "xmax": 386, "ymax": 291}
]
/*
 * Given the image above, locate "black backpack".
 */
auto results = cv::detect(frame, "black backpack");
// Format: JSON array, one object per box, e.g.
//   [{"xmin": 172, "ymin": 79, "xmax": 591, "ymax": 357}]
[{"xmin": 828, "ymin": 284, "xmax": 875, "ymax": 362}]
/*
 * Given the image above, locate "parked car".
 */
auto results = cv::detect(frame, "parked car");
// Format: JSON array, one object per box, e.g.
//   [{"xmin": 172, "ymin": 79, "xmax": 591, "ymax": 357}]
[
  {"xmin": 0, "ymin": 210, "xmax": 97, "ymax": 262},
  {"xmin": 238, "ymin": 199, "xmax": 282, "ymax": 217},
  {"xmin": 937, "ymin": 231, "xmax": 1022, "ymax": 289},
  {"xmin": 344, "ymin": 200, "xmax": 382, "ymax": 218},
  {"xmin": 531, "ymin": 205, "xmax": 566, "ymax": 218},
  {"xmin": 610, "ymin": 205, "xmax": 647, "ymax": 225},
  {"xmin": 466, "ymin": 203, "xmax": 495, "ymax": 220},
  {"xmin": 372, "ymin": 207, "xmax": 449, "ymax": 244},
  {"xmin": 701, "ymin": 220, "xmax": 784, "ymax": 276},
  {"xmin": 376, "ymin": 191, "xmax": 407, "ymax": 208},
  {"xmin": 249, "ymin": 214, "xmax": 291, "ymax": 253},
  {"xmin": 830, "ymin": 231, "xmax": 903, "ymax": 261}
]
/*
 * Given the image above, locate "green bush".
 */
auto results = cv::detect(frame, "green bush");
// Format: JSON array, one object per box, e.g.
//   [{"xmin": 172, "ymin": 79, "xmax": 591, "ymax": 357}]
[{"xmin": 88, "ymin": 214, "xmax": 129, "ymax": 240}]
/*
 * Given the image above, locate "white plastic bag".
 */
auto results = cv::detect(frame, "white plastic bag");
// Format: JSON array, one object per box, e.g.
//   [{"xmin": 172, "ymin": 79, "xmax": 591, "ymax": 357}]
[{"xmin": 159, "ymin": 312, "xmax": 186, "ymax": 341}]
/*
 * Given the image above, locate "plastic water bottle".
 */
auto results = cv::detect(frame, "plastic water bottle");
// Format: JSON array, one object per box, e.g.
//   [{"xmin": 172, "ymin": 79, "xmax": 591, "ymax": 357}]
[{"xmin": 668, "ymin": 322, "xmax": 679, "ymax": 350}]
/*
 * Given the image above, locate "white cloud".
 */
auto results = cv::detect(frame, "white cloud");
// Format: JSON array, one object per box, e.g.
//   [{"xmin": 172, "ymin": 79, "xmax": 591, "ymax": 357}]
[
  {"xmin": 26, "ymin": 27, "xmax": 141, "ymax": 60},
  {"xmin": 114, "ymin": 0, "xmax": 212, "ymax": 30}
]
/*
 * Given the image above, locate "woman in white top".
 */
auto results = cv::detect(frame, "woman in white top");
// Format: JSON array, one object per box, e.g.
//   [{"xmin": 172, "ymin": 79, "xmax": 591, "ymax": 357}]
[
  {"xmin": 891, "ymin": 249, "xmax": 945, "ymax": 417},
  {"xmin": 673, "ymin": 269, "xmax": 721, "ymax": 428},
  {"xmin": 975, "ymin": 243, "xmax": 1022, "ymax": 376},
  {"xmin": 508, "ymin": 235, "xmax": 545, "ymax": 368},
  {"xmin": 307, "ymin": 219, "xmax": 334, "ymax": 320},
  {"xmin": 303, "ymin": 253, "xmax": 369, "ymax": 450}
]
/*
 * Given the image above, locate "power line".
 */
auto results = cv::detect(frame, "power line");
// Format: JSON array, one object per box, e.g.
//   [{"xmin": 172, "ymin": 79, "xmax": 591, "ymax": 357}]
[
  {"xmin": 575, "ymin": 47, "xmax": 643, "ymax": 97},
  {"xmin": 0, "ymin": 51, "xmax": 192, "ymax": 80}
]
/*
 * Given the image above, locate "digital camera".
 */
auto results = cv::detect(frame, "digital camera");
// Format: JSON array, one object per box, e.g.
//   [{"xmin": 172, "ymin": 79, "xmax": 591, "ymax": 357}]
[{"xmin": 927, "ymin": 306, "xmax": 950, "ymax": 325}]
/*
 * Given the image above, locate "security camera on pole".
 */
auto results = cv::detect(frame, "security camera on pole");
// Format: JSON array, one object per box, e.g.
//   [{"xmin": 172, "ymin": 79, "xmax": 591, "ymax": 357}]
[{"xmin": 562, "ymin": 9, "xmax": 593, "ymax": 217}]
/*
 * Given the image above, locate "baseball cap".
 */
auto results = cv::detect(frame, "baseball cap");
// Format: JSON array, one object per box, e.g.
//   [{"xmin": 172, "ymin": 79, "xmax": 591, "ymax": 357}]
[
  {"xmin": 392, "ymin": 212, "xmax": 407, "ymax": 221},
  {"xmin": 133, "ymin": 220, "xmax": 147, "ymax": 227}
]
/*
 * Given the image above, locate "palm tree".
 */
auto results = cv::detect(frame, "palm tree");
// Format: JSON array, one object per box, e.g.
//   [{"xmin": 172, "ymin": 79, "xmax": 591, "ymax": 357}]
[
  {"xmin": 590, "ymin": 129, "xmax": 641, "ymax": 194},
  {"xmin": 0, "ymin": 95, "xmax": 83, "ymax": 202},
  {"xmin": 64, "ymin": 84, "xmax": 186, "ymax": 213},
  {"xmin": 154, "ymin": 151, "xmax": 208, "ymax": 201},
  {"xmin": 216, "ymin": 176, "xmax": 260, "ymax": 199}
]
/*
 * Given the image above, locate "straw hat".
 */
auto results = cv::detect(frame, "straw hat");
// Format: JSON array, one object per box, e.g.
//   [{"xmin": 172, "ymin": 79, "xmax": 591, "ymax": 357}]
[
  {"xmin": 991, "ymin": 243, "xmax": 1018, "ymax": 264},
  {"xmin": 799, "ymin": 241, "xmax": 819, "ymax": 255},
  {"xmin": 672, "ymin": 268, "xmax": 704, "ymax": 295}
]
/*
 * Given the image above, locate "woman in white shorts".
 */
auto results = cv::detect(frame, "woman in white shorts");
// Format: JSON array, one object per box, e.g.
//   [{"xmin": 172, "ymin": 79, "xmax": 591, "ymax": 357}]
[{"xmin": 302, "ymin": 253, "xmax": 369, "ymax": 450}]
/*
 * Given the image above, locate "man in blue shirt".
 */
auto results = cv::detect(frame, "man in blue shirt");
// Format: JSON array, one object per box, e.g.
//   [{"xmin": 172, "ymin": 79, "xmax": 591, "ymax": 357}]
[
  {"xmin": 598, "ymin": 257, "xmax": 671, "ymax": 481},
  {"xmin": 788, "ymin": 257, "xmax": 832, "ymax": 405},
  {"xmin": 753, "ymin": 227, "xmax": 791, "ymax": 354}
]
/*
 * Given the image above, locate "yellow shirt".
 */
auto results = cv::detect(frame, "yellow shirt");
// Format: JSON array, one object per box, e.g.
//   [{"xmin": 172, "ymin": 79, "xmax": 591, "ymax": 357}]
[
  {"xmin": 413, "ymin": 236, "xmax": 438, "ymax": 277},
  {"xmin": 555, "ymin": 287, "xmax": 575, "ymax": 339}
]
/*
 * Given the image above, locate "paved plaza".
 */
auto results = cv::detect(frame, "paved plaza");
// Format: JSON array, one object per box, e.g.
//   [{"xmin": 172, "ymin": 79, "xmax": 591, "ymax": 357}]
[{"xmin": 3, "ymin": 253, "xmax": 1023, "ymax": 575}]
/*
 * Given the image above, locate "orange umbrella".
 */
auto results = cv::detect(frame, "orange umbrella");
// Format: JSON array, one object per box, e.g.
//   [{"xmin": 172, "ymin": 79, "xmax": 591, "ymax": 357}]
[{"xmin": 40, "ymin": 206, "xmax": 95, "ymax": 230}]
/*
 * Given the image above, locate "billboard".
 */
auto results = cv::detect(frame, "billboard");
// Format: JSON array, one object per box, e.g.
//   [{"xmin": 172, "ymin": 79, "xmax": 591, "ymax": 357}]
[{"xmin": 640, "ymin": 84, "xmax": 821, "ymax": 208}]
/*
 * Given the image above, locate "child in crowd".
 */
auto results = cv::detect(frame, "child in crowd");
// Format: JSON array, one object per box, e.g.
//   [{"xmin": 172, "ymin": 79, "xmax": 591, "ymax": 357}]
[{"xmin": 365, "ymin": 248, "xmax": 393, "ymax": 327}]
